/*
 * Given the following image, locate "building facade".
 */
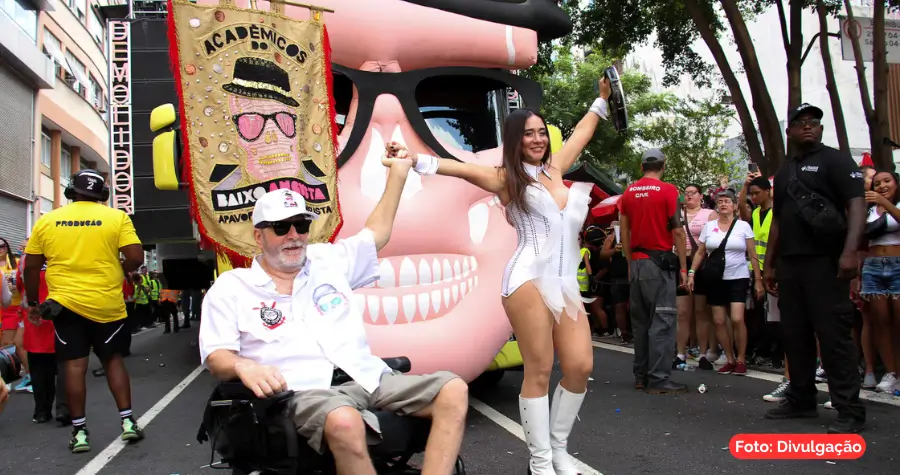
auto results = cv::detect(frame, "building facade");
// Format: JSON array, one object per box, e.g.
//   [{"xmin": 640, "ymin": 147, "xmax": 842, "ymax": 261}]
[
  {"xmin": 0, "ymin": 0, "xmax": 55, "ymax": 247},
  {"xmin": 37, "ymin": 0, "xmax": 111, "ymax": 217},
  {"xmin": 0, "ymin": 0, "xmax": 112, "ymax": 248}
]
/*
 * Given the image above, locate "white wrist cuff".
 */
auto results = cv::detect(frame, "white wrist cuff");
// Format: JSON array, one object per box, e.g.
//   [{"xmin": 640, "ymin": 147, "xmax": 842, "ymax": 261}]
[
  {"xmin": 589, "ymin": 98, "xmax": 609, "ymax": 120},
  {"xmin": 413, "ymin": 154, "xmax": 440, "ymax": 175}
]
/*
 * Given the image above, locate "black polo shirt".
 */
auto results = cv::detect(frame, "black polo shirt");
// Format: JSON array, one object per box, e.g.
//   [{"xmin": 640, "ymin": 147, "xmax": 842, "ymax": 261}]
[{"xmin": 772, "ymin": 143, "xmax": 864, "ymax": 258}]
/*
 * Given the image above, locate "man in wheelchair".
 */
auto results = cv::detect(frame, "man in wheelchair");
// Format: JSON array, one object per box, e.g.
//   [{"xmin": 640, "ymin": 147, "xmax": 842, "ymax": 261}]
[{"xmin": 199, "ymin": 158, "xmax": 468, "ymax": 475}]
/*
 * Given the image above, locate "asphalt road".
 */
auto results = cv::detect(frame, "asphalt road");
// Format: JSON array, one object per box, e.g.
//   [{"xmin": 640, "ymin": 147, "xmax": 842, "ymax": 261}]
[{"xmin": 0, "ymin": 326, "xmax": 898, "ymax": 475}]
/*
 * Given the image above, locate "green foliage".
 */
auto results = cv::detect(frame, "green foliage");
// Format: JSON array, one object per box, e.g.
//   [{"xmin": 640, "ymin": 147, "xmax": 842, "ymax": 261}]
[
  {"xmin": 523, "ymin": 44, "xmax": 739, "ymax": 189},
  {"xmin": 638, "ymin": 97, "xmax": 744, "ymax": 189}
]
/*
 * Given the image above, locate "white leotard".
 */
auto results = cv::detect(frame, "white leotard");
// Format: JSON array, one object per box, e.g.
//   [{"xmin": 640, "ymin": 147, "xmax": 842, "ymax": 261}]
[{"xmin": 500, "ymin": 163, "xmax": 594, "ymax": 322}]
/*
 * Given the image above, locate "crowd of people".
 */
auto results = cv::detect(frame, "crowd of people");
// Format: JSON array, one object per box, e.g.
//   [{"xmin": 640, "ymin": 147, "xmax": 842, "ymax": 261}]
[
  {"xmin": 578, "ymin": 103, "xmax": 898, "ymax": 435},
  {"xmin": 0, "ymin": 92, "xmax": 894, "ymax": 474}
]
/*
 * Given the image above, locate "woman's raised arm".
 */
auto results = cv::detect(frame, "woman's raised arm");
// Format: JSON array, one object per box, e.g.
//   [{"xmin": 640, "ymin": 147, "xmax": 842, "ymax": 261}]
[
  {"xmin": 550, "ymin": 78, "xmax": 612, "ymax": 174},
  {"xmin": 383, "ymin": 142, "xmax": 506, "ymax": 195}
]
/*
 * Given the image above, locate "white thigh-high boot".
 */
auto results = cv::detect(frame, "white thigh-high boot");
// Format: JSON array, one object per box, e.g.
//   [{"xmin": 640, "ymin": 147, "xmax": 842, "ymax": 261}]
[
  {"xmin": 519, "ymin": 395, "xmax": 556, "ymax": 474},
  {"xmin": 549, "ymin": 383, "xmax": 586, "ymax": 474}
]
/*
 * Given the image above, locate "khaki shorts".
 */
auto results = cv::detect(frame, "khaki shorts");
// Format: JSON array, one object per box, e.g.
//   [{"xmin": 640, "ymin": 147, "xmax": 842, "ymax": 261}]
[{"xmin": 287, "ymin": 370, "xmax": 459, "ymax": 454}]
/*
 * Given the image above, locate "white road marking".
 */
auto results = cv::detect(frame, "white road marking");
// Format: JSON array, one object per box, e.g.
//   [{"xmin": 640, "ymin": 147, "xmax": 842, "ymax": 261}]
[
  {"xmin": 74, "ymin": 365, "xmax": 207, "ymax": 475},
  {"xmin": 469, "ymin": 397, "xmax": 603, "ymax": 475},
  {"xmin": 591, "ymin": 341, "xmax": 900, "ymax": 408}
]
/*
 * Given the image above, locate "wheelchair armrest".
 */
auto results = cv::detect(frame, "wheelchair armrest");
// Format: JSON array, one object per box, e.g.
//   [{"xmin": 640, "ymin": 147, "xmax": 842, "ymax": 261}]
[
  {"xmin": 381, "ymin": 356, "xmax": 411, "ymax": 373},
  {"xmin": 210, "ymin": 381, "xmax": 294, "ymax": 413}
]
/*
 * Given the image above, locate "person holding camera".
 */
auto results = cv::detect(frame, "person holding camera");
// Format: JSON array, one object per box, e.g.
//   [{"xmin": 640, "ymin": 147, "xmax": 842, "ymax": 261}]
[{"xmin": 23, "ymin": 169, "xmax": 146, "ymax": 453}]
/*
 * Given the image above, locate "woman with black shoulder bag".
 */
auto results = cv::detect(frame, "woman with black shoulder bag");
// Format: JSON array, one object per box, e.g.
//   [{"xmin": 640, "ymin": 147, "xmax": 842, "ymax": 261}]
[{"xmin": 687, "ymin": 191, "xmax": 763, "ymax": 376}]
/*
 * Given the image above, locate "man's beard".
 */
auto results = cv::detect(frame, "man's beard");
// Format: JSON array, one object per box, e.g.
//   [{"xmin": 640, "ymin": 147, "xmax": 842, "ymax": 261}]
[{"xmin": 262, "ymin": 239, "xmax": 307, "ymax": 272}]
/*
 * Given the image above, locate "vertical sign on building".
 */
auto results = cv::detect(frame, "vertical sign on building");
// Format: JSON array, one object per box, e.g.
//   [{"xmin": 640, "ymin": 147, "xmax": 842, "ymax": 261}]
[{"xmin": 108, "ymin": 20, "xmax": 134, "ymax": 214}]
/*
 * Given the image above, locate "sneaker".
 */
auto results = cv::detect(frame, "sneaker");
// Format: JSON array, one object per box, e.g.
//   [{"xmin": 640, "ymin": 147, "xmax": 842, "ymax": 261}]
[
  {"xmin": 121, "ymin": 417, "xmax": 145, "ymax": 442},
  {"xmin": 875, "ymin": 372, "xmax": 897, "ymax": 393},
  {"xmin": 733, "ymin": 361, "xmax": 747, "ymax": 376},
  {"xmin": 718, "ymin": 363, "xmax": 736, "ymax": 375},
  {"xmin": 688, "ymin": 346, "xmax": 700, "ymax": 359},
  {"xmin": 698, "ymin": 356, "xmax": 714, "ymax": 371},
  {"xmin": 862, "ymin": 372, "xmax": 877, "ymax": 390},
  {"xmin": 32, "ymin": 413, "xmax": 52, "ymax": 424},
  {"xmin": 69, "ymin": 427, "xmax": 91, "ymax": 453},
  {"xmin": 815, "ymin": 366, "xmax": 827, "ymax": 382},
  {"xmin": 672, "ymin": 357, "xmax": 687, "ymax": 370},
  {"xmin": 764, "ymin": 401, "xmax": 818, "ymax": 419},
  {"xmin": 763, "ymin": 380, "xmax": 790, "ymax": 402},
  {"xmin": 714, "ymin": 354, "xmax": 728, "ymax": 366},
  {"xmin": 827, "ymin": 416, "xmax": 865, "ymax": 434},
  {"xmin": 823, "ymin": 399, "xmax": 834, "ymax": 410},
  {"xmin": 13, "ymin": 374, "xmax": 32, "ymax": 392}
]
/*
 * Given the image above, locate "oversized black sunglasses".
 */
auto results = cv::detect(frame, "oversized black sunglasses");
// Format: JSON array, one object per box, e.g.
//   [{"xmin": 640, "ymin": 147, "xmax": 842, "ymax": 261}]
[
  {"xmin": 257, "ymin": 220, "xmax": 311, "ymax": 236},
  {"xmin": 331, "ymin": 64, "xmax": 543, "ymax": 167}
]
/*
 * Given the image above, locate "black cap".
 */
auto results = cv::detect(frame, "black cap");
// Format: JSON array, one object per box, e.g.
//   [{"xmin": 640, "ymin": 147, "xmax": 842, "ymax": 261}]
[
  {"xmin": 641, "ymin": 148, "xmax": 665, "ymax": 164},
  {"xmin": 788, "ymin": 103, "xmax": 824, "ymax": 124},
  {"xmin": 72, "ymin": 169, "xmax": 106, "ymax": 200},
  {"xmin": 222, "ymin": 57, "xmax": 299, "ymax": 107}
]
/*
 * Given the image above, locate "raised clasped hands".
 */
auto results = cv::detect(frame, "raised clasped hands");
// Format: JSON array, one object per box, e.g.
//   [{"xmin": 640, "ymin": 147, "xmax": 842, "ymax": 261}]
[{"xmin": 382, "ymin": 141, "xmax": 416, "ymax": 171}]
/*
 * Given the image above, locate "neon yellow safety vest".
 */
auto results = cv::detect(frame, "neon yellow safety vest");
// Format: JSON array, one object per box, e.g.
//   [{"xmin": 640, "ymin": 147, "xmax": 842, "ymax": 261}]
[
  {"xmin": 578, "ymin": 248, "xmax": 591, "ymax": 292},
  {"xmin": 135, "ymin": 284, "xmax": 149, "ymax": 305},
  {"xmin": 752, "ymin": 207, "xmax": 772, "ymax": 271},
  {"xmin": 150, "ymin": 279, "xmax": 161, "ymax": 300}
]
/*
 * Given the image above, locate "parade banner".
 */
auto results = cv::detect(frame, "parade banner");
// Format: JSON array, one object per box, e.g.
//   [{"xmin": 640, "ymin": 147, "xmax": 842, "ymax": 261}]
[{"xmin": 166, "ymin": 0, "xmax": 341, "ymax": 264}]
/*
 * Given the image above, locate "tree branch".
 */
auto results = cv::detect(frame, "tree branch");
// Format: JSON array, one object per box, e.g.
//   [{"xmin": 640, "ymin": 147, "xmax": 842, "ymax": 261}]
[
  {"xmin": 683, "ymin": 0, "xmax": 765, "ymax": 173},
  {"xmin": 817, "ymin": 0, "xmax": 850, "ymax": 153}
]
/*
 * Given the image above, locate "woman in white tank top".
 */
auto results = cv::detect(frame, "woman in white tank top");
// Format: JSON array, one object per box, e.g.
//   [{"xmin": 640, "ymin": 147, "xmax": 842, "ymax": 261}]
[
  {"xmin": 674, "ymin": 185, "xmax": 717, "ymax": 370},
  {"xmin": 382, "ymin": 79, "xmax": 613, "ymax": 474},
  {"xmin": 860, "ymin": 171, "xmax": 900, "ymax": 393}
]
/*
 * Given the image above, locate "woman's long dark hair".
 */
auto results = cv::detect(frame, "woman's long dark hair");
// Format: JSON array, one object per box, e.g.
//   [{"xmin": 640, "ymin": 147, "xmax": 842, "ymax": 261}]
[
  {"xmin": 501, "ymin": 108, "xmax": 552, "ymax": 225},
  {"xmin": 0, "ymin": 238, "xmax": 16, "ymax": 269}
]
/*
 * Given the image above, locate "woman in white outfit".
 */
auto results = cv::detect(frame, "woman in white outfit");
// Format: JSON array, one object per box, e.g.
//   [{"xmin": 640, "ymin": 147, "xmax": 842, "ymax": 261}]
[{"xmin": 383, "ymin": 79, "xmax": 612, "ymax": 474}]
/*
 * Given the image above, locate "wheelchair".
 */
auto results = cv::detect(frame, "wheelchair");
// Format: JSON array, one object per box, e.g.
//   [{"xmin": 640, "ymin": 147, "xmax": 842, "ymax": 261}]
[{"xmin": 196, "ymin": 357, "xmax": 467, "ymax": 475}]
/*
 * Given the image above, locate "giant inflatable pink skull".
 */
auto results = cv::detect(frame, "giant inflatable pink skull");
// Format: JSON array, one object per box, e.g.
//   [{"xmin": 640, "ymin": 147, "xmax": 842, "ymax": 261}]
[{"xmin": 199, "ymin": 0, "xmax": 572, "ymax": 382}]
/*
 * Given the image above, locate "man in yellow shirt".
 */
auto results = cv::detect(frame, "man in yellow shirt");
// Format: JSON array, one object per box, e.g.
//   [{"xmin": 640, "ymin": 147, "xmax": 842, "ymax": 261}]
[{"xmin": 24, "ymin": 170, "xmax": 146, "ymax": 453}]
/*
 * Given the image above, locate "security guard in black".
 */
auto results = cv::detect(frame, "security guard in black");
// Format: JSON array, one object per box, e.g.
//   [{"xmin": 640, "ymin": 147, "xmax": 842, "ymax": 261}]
[{"xmin": 765, "ymin": 103, "xmax": 866, "ymax": 434}]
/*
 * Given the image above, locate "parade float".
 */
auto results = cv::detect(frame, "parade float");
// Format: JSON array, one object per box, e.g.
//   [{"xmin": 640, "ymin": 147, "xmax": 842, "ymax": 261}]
[{"xmin": 109, "ymin": 0, "xmax": 621, "ymax": 383}]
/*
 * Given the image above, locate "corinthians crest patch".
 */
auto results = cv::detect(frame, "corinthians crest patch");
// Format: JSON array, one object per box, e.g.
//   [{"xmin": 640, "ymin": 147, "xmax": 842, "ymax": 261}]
[{"xmin": 253, "ymin": 301, "xmax": 285, "ymax": 329}]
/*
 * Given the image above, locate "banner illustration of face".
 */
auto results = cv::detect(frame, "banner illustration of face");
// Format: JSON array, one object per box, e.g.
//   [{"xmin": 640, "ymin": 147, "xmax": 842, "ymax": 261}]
[{"xmin": 168, "ymin": 0, "xmax": 341, "ymax": 261}]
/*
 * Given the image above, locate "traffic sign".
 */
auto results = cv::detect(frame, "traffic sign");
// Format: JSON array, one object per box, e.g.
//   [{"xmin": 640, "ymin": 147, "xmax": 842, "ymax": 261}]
[{"xmin": 840, "ymin": 16, "xmax": 900, "ymax": 64}]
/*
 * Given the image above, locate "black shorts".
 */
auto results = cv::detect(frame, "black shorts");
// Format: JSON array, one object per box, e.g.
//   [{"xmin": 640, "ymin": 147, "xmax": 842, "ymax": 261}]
[
  {"xmin": 706, "ymin": 278, "xmax": 750, "ymax": 307},
  {"xmin": 54, "ymin": 305, "xmax": 129, "ymax": 362},
  {"xmin": 607, "ymin": 278, "xmax": 629, "ymax": 304}
]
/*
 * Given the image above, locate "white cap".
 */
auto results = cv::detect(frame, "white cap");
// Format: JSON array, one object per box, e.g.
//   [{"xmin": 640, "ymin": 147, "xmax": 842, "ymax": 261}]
[{"xmin": 251, "ymin": 189, "xmax": 319, "ymax": 227}]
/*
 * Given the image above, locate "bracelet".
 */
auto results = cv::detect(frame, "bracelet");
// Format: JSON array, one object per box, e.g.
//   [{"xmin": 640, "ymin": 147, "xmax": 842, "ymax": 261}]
[
  {"xmin": 589, "ymin": 98, "xmax": 609, "ymax": 120},
  {"xmin": 413, "ymin": 154, "xmax": 440, "ymax": 176},
  {"xmin": 687, "ymin": 270, "xmax": 695, "ymax": 276}
]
